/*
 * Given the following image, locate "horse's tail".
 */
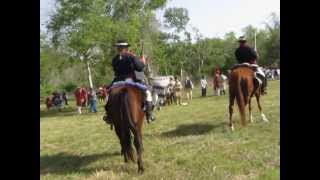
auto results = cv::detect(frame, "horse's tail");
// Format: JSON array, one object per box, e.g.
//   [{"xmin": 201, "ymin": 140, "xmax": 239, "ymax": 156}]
[
  {"xmin": 119, "ymin": 89, "xmax": 135, "ymax": 162},
  {"xmin": 235, "ymin": 77, "xmax": 248, "ymax": 125}
]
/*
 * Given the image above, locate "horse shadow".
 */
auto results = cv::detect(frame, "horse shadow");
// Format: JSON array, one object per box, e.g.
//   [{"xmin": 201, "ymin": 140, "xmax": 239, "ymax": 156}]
[
  {"xmin": 40, "ymin": 151, "xmax": 120, "ymax": 175},
  {"xmin": 161, "ymin": 122, "xmax": 226, "ymax": 137}
]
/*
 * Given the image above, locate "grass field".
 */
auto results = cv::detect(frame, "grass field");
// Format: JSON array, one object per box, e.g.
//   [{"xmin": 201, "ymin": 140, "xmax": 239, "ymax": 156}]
[{"xmin": 40, "ymin": 80, "xmax": 280, "ymax": 180}]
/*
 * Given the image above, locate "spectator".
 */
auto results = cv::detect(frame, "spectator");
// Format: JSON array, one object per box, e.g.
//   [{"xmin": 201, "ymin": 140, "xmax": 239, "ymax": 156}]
[
  {"xmin": 213, "ymin": 69, "xmax": 221, "ymax": 96},
  {"xmin": 184, "ymin": 76, "xmax": 194, "ymax": 101},
  {"xmin": 88, "ymin": 88, "xmax": 98, "ymax": 113},
  {"xmin": 62, "ymin": 92, "xmax": 68, "ymax": 105},
  {"xmin": 45, "ymin": 95, "xmax": 53, "ymax": 110},
  {"xmin": 200, "ymin": 75, "xmax": 207, "ymax": 97},
  {"xmin": 74, "ymin": 87, "xmax": 85, "ymax": 114},
  {"xmin": 52, "ymin": 91, "xmax": 62, "ymax": 111},
  {"xmin": 174, "ymin": 76, "xmax": 183, "ymax": 105},
  {"xmin": 219, "ymin": 73, "xmax": 228, "ymax": 95}
]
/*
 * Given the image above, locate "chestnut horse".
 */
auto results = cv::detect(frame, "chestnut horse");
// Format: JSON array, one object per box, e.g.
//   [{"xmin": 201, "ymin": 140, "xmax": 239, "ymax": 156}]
[
  {"xmin": 228, "ymin": 66, "xmax": 268, "ymax": 131},
  {"xmin": 106, "ymin": 86, "xmax": 145, "ymax": 174}
]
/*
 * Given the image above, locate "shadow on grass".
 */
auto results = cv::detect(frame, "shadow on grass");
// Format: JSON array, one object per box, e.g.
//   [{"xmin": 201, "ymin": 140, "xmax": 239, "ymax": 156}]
[
  {"xmin": 40, "ymin": 106, "xmax": 104, "ymax": 118},
  {"xmin": 161, "ymin": 122, "xmax": 226, "ymax": 137},
  {"xmin": 40, "ymin": 151, "xmax": 120, "ymax": 175}
]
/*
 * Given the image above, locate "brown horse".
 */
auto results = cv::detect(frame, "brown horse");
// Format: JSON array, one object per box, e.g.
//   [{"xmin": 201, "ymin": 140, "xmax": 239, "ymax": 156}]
[
  {"xmin": 228, "ymin": 66, "xmax": 268, "ymax": 131},
  {"xmin": 106, "ymin": 86, "xmax": 145, "ymax": 174}
]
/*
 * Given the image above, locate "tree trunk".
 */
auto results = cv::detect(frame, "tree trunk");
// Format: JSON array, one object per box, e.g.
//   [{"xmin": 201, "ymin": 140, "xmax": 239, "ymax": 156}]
[
  {"xmin": 86, "ymin": 61, "xmax": 93, "ymax": 88},
  {"xmin": 180, "ymin": 61, "xmax": 183, "ymax": 80}
]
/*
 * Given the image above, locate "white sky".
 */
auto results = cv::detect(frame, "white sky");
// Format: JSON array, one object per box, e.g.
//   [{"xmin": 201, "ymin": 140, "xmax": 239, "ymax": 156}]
[{"xmin": 41, "ymin": 0, "xmax": 280, "ymax": 38}]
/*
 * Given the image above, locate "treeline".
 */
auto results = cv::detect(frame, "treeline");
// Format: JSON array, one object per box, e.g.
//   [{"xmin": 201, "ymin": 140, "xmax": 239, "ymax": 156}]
[{"xmin": 40, "ymin": 0, "xmax": 279, "ymax": 97}]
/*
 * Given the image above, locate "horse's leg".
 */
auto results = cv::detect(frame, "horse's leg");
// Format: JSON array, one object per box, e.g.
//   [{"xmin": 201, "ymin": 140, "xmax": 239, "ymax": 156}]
[
  {"xmin": 255, "ymin": 92, "xmax": 269, "ymax": 122},
  {"xmin": 133, "ymin": 129, "xmax": 144, "ymax": 174},
  {"xmin": 249, "ymin": 98, "xmax": 254, "ymax": 123},
  {"xmin": 229, "ymin": 94, "xmax": 235, "ymax": 131},
  {"xmin": 113, "ymin": 122, "xmax": 127, "ymax": 162}
]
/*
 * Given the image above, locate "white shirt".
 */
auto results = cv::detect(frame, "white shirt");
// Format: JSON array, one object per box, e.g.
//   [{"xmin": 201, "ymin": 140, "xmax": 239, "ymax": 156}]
[
  {"xmin": 200, "ymin": 79, "xmax": 207, "ymax": 89},
  {"xmin": 221, "ymin": 74, "xmax": 227, "ymax": 81}
]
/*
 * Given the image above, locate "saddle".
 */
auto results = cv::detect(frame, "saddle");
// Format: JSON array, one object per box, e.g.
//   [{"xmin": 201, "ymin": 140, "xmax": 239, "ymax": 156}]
[
  {"xmin": 230, "ymin": 63, "xmax": 263, "ymax": 90},
  {"xmin": 230, "ymin": 63, "xmax": 258, "ymax": 71}
]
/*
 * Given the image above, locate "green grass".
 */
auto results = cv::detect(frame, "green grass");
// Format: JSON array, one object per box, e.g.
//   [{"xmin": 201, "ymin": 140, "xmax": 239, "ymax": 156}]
[{"xmin": 40, "ymin": 80, "xmax": 280, "ymax": 180}]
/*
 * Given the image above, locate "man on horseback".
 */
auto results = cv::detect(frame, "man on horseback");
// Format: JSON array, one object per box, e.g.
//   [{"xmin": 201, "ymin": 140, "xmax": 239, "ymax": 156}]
[
  {"xmin": 234, "ymin": 36, "xmax": 267, "ymax": 94},
  {"xmin": 104, "ymin": 40, "xmax": 155, "ymax": 124}
]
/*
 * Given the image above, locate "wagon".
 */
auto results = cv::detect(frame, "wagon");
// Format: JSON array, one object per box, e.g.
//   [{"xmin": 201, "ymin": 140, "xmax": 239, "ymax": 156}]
[{"xmin": 149, "ymin": 76, "xmax": 174, "ymax": 109}]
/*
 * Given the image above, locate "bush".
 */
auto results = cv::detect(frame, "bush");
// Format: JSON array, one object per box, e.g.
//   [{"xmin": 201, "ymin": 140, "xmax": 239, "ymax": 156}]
[
  {"xmin": 61, "ymin": 82, "xmax": 77, "ymax": 92},
  {"xmin": 40, "ymin": 83, "xmax": 54, "ymax": 98}
]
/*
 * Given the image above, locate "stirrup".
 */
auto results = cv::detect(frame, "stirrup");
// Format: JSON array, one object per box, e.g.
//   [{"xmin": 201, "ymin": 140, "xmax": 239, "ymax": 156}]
[{"xmin": 103, "ymin": 114, "xmax": 113, "ymax": 124}]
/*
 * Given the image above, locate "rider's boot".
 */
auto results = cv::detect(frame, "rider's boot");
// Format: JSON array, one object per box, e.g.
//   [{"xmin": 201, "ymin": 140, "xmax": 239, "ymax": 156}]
[
  {"xmin": 255, "ymin": 67, "xmax": 267, "ymax": 95},
  {"xmin": 103, "ymin": 102, "xmax": 113, "ymax": 124},
  {"xmin": 103, "ymin": 92, "xmax": 113, "ymax": 124}
]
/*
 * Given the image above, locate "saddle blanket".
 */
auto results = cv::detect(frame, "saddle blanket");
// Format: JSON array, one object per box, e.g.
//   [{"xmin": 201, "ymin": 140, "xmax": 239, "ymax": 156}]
[
  {"xmin": 231, "ymin": 63, "xmax": 258, "ymax": 70},
  {"xmin": 108, "ymin": 80, "xmax": 148, "ymax": 93}
]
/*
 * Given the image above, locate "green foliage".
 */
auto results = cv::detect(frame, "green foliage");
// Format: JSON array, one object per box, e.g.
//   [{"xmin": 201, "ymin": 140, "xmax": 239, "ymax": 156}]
[
  {"xmin": 40, "ymin": 83, "xmax": 54, "ymax": 98},
  {"xmin": 164, "ymin": 7, "xmax": 190, "ymax": 33},
  {"xmin": 41, "ymin": 0, "xmax": 279, "ymax": 96},
  {"xmin": 61, "ymin": 82, "xmax": 77, "ymax": 93}
]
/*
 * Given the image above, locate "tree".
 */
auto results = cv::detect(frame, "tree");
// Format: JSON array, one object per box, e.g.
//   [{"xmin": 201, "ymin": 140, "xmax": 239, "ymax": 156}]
[{"xmin": 163, "ymin": 7, "xmax": 190, "ymax": 78}]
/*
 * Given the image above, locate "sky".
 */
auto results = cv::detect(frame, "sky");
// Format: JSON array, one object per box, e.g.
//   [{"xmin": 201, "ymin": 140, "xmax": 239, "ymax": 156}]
[{"xmin": 40, "ymin": 0, "xmax": 280, "ymax": 38}]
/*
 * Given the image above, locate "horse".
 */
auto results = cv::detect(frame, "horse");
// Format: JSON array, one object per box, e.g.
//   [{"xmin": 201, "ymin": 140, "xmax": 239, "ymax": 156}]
[
  {"xmin": 228, "ymin": 65, "xmax": 269, "ymax": 131},
  {"xmin": 106, "ymin": 86, "xmax": 145, "ymax": 174}
]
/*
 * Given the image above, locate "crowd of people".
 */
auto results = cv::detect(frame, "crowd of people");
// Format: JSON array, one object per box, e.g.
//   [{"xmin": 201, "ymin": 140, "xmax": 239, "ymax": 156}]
[
  {"xmin": 44, "ymin": 85, "xmax": 109, "ymax": 114},
  {"xmin": 45, "ymin": 91, "xmax": 68, "ymax": 111},
  {"xmin": 262, "ymin": 67, "xmax": 280, "ymax": 80}
]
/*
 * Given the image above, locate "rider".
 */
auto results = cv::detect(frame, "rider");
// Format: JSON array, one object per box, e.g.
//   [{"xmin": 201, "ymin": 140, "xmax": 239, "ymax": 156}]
[
  {"xmin": 104, "ymin": 39, "xmax": 155, "ymax": 124},
  {"xmin": 235, "ymin": 36, "xmax": 267, "ymax": 94}
]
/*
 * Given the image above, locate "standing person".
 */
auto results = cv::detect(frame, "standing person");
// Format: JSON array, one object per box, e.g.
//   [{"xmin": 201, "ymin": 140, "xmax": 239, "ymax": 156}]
[
  {"xmin": 74, "ymin": 87, "xmax": 85, "ymax": 114},
  {"xmin": 219, "ymin": 73, "xmax": 228, "ymax": 95},
  {"xmin": 174, "ymin": 76, "xmax": 183, "ymax": 105},
  {"xmin": 200, "ymin": 75, "xmax": 207, "ymax": 97},
  {"xmin": 235, "ymin": 36, "xmax": 267, "ymax": 94},
  {"xmin": 62, "ymin": 92, "xmax": 68, "ymax": 105},
  {"xmin": 168, "ymin": 77, "xmax": 175, "ymax": 104},
  {"xmin": 83, "ymin": 87, "xmax": 89, "ymax": 107},
  {"xmin": 213, "ymin": 69, "xmax": 221, "ymax": 96},
  {"xmin": 88, "ymin": 88, "xmax": 98, "ymax": 113},
  {"xmin": 52, "ymin": 91, "xmax": 62, "ymax": 111},
  {"xmin": 45, "ymin": 95, "xmax": 53, "ymax": 110},
  {"xmin": 184, "ymin": 76, "xmax": 194, "ymax": 101}
]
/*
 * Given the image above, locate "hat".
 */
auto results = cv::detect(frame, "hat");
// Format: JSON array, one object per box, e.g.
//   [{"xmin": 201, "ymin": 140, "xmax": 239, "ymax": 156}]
[
  {"xmin": 238, "ymin": 36, "xmax": 246, "ymax": 42},
  {"xmin": 114, "ymin": 40, "xmax": 130, "ymax": 47}
]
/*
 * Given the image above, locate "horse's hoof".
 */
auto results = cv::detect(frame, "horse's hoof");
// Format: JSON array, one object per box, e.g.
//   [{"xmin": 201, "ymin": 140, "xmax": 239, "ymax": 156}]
[
  {"xmin": 261, "ymin": 113, "xmax": 269, "ymax": 122},
  {"xmin": 250, "ymin": 117, "xmax": 254, "ymax": 123},
  {"xmin": 138, "ymin": 168, "xmax": 144, "ymax": 175}
]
